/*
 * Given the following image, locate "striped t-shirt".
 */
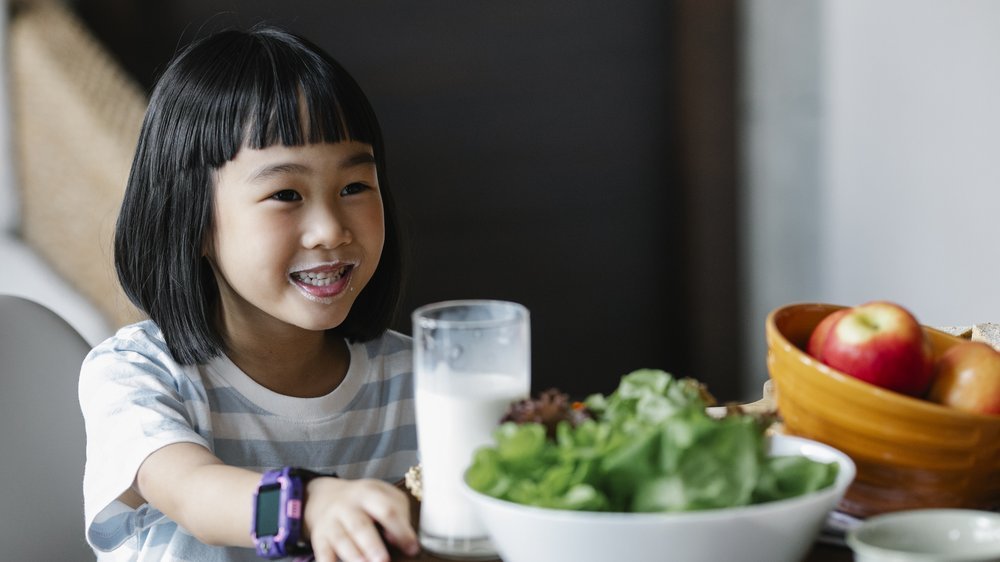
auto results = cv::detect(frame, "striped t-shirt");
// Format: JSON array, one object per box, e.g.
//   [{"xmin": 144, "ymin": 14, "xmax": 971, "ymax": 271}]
[{"xmin": 79, "ymin": 320, "xmax": 417, "ymax": 561}]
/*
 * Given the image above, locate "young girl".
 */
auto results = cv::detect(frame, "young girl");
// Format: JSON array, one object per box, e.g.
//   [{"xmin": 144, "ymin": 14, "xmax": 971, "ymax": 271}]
[{"xmin": 79, "ymin": 24, "xmax": 420, "ymax": 562}]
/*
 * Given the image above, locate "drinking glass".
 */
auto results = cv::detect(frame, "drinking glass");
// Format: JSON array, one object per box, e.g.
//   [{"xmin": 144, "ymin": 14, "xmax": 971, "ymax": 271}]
[{"xmin": 412, "ymin": 300, "xmax": 530, "ymax": 559}]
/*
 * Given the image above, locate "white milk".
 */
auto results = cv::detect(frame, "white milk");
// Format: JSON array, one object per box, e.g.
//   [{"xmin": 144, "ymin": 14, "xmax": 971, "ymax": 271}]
[{"xmin": 415, "ymin": 371, "xmax": 528, "ymax": 538}]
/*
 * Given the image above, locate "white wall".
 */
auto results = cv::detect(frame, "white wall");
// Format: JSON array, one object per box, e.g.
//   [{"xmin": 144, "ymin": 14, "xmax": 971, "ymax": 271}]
[
  {"xmin": 744, "ymin": 0, "xmax": 1000, "ymax": 393},
  {"xmin": 821, "ymin": 0, "xmax": 1000, "ymax": 325}
]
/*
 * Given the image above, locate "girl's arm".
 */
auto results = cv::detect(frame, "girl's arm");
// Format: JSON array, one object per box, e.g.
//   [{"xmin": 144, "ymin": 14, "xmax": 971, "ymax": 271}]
[
  {"xmin": 136, "ymin": 442, "xmax": 419, "ymax": 561},
  {"xmin": 136, "ymin": 442, "xmax": 261, "ymax": 547}
]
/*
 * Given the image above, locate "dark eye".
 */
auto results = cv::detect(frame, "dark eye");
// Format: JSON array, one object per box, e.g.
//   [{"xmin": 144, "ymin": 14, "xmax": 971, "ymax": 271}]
[
  {"xmin": 271, "ymin": 189, "xmax": 301, "ymax": 202},
  {"xmin": 341, "ymin": 182, "xmax": 370, "ymax": 196}
]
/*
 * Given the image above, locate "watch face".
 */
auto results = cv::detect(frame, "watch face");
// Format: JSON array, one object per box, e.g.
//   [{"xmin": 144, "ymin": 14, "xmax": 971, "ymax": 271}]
[{"xmin": 255, "ymin": 484, "xmax": 282, "ymax": 537}]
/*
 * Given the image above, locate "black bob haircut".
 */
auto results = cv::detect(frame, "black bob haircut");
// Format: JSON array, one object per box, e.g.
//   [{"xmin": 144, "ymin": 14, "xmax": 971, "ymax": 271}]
[{"xmin": 114, "ymin": 24, "xmax": 403, "ymax": 365}]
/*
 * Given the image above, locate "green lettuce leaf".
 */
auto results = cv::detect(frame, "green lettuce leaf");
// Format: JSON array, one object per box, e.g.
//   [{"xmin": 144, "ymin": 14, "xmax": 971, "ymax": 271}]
[{"xmin": 465, "ymin": 369, "xmax": 838, "ymax": 514}]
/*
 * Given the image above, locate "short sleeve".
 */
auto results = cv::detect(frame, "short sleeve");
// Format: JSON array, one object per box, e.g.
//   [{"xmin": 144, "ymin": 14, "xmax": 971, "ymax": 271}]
[{"xmin": 78, "ymin": 323, "xmax": 212, "ymax": 552}]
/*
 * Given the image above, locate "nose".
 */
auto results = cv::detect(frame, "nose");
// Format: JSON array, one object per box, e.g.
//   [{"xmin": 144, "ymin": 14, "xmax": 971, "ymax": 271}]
[{"xmin": 301, "ymin": 203, "xmax": 352, "ymax": 249}]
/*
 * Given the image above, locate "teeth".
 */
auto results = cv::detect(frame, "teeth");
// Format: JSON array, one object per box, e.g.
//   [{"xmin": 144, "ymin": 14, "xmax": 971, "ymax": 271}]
[{"xmin": 292, "ymin": 266, "xmax": 349, "ymax": 286}]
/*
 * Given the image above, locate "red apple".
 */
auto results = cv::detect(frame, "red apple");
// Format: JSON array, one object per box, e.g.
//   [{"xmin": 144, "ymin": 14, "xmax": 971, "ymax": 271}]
[
  {"xmin": 928, "ymin": 341, "xmax": 1000, "ymax": 415},
  {"xmin": 817, "ymin": 301, "xmax": 935, "ymax": 396},
  {"xmin": 807, "ymin": 309, "xmax": 849, "ymax": 361}
]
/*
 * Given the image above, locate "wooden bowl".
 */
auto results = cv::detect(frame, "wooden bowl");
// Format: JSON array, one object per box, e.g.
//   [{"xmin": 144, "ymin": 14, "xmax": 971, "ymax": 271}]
[{"xmin": 765, "ymin": 302, "xmax": 1000, "ymax": 517}]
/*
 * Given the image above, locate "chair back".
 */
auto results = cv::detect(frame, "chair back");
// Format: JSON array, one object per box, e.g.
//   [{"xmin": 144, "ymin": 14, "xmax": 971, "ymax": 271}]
[{"xmin": 0, "ymin": 295, "xmax": 94, "ymax": 559}]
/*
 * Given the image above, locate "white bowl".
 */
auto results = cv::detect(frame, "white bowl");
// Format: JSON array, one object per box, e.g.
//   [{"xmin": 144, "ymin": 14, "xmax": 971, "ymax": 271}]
[
  {"xmin": 462, "ymin": 434, "xmax": 856, "ymax": 562},
  {"xmin": 847, "ymin": 509, "xmax": 1000, "ymax": 562}
]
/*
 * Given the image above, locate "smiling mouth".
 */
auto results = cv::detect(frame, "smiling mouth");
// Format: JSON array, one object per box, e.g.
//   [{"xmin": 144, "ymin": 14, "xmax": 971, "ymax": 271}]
[
  {"xmin": 289, "ymin": 263, "xmax": 355, "ymax": 301},
  {"xmin": 290, "ymin": 264, "xmax": 353, "ymax": 286}
]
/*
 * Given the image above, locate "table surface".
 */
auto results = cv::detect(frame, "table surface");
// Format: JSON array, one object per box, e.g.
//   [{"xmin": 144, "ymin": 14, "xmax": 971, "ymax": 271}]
[
  {"xmin": 391, "ymin": 542, "xmax": 851, "ymax": 562},
  {"xmin": 391, "ymin": 484, "xmax": 852, "ymax": 562}
]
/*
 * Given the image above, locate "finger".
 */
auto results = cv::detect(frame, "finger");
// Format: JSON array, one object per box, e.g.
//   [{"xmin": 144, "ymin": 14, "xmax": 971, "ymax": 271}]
[
  {"xmin": 316, "ymin": 520, "xmax": 367, "ymax": 562},
  {"xmin": 365, "ymin": 494, "xmax": 418, "ymax": 555},
  {"xmin": 340, "ymin": 513, "xmax": 391, "ymax": 562},
  {"xmin": 308, "ymin": 537, "xmax": 336, "ymax": 562},
  {"xmin": 381, "ymin": 525, "xmax": 420, "ymax": 558}
]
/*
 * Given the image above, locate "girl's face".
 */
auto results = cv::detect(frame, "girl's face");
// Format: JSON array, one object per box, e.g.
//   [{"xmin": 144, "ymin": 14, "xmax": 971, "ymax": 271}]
[{"xmin": 206, "ymin": 140, "xmax": 385, "ymax": 336}]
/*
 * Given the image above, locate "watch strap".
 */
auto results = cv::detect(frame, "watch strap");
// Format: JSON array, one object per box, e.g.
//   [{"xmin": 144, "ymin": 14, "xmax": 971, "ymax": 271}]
[{"xmin": 252, "ymin": 467, "xmax": 336, "ymax": 559}]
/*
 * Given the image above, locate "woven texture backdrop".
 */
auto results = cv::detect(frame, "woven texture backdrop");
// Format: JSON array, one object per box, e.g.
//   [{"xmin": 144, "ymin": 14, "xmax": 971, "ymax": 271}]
[{"xmin": 10, "ymin": 0, "xmax": 146, "ymax": 330}]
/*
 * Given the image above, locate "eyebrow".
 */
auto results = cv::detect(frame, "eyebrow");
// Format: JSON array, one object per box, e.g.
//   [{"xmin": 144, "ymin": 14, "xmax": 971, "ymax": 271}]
[
  {"xmin": 247, "ymin": 151, "xmax": 376, "ymax": 184},
  {"xmin": 248, "ymin": 162, "xmax": 310, "ymax": 183},
  {"xmin": 342, "ymin": 152, "xmax": 376, "ymax": 168}
]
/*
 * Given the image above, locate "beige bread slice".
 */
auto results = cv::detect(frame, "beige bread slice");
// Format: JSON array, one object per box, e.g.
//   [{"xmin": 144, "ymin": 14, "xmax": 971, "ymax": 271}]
[
  {"xmin": 934, "ymin": 325, "xmax": 973, "ymax": 339},
  {"xmin": 740, "ymin": 379, "xmax": 777, "ymax": 415},
  {"xmin": 971, "ymin": 323, "xmax": 1000, "ymax": 351}
]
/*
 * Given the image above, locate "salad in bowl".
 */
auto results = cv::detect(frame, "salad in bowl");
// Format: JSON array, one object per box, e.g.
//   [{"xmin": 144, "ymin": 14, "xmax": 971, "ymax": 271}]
[{"xmin": 459, "ymin": 370, "xmax": 855, "ymax": 562}]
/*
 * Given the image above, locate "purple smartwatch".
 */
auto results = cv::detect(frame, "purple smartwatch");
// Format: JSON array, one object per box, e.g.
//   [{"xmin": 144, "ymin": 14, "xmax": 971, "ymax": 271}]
[{"xmin": 251, "ymin": 467, "xmax": 329, "ymax": 559}]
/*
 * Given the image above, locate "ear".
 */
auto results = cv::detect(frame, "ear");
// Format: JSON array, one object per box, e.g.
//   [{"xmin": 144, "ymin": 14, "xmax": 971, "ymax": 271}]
[
  {"xmin": 202, "ymin": 171, "xmax": 219, "ymax": 258},
  {"xmin": 200, "ymin": 216, "xmax": 218, "ymax": 259},
  {"xmin": 201, "ymin": 233, "xmax": 214, "ymax": 259}
]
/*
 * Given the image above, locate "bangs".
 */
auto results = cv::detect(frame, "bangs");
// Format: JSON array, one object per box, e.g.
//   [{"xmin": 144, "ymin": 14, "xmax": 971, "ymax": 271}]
[{"xmin": 166, "ymin": 27, "xmax": 381, "ymax": 170}]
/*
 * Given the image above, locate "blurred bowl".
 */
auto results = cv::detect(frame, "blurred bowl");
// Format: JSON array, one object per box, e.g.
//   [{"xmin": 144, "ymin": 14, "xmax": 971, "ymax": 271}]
[
  {"xmin": 847, "ymin": 509, "xmax": 1000, "ymax": 562},
  {"xmin": 766, "ymin": 302, "xmax": 1000, "ymax": 517},
  {"xmin": 463, "ymin": 434, "xmax": 855, "ymax": 562}
]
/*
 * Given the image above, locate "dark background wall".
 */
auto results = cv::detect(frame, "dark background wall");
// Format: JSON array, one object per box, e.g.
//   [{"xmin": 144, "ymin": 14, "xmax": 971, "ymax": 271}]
[{"xmin": 74, "ymin": 0, "xmax": 742, "ymax": 400}]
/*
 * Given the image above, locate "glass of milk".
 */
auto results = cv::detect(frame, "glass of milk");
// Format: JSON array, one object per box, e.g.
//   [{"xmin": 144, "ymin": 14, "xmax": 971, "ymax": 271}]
[{"xmin": 412, "ymin": 300, "xmax": 530, "ymax": 559}]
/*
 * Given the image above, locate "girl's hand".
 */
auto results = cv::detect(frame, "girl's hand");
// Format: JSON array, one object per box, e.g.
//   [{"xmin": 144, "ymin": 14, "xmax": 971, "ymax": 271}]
[{"xmin": 304, "ymin": 477, "xmax": 419, "ymax": 562}]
